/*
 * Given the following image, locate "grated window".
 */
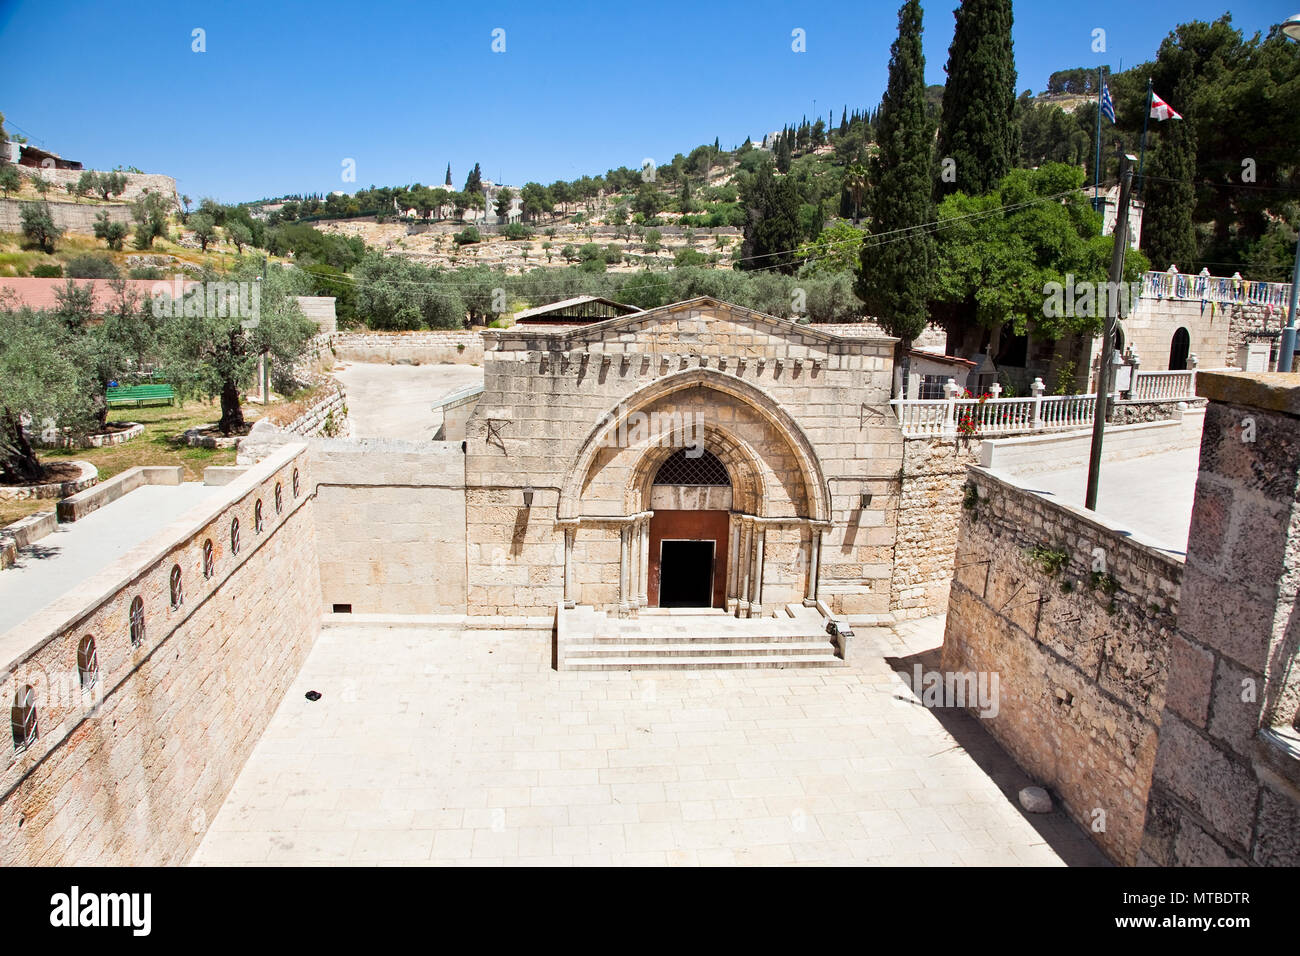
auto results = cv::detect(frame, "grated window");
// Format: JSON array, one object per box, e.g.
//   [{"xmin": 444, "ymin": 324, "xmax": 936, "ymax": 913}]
[
  {"xmin": 255, "ymin": 500, "xmax": 264, "ymax": 534},
  {"xmin": 231, "ymin": 517, "xmax": 240, "ymax": 555},
  {"xmin": 77, "ymin": 635, "xmax": 99, "ymax": 689},
  {"xmin": 170, "ymin": 564, "xmax": 184, "ymax": 610},
  {"xmin": 653, "ymin": 448, "xmax": 730, "ymax": 486},
  {"xmin": 11, "ymin": 685, "xmax": 37, "ymax": 752},
  {"xmin": 129, "ymin": 596, "xmax": 146, "ymax": 647},
  {"xmin": 275, "ymin": 483, "xmax": 283, "ymax": 514},
  {"xmin": 202, "ymin": 539, "xmax": 214, "ymax": 579}
]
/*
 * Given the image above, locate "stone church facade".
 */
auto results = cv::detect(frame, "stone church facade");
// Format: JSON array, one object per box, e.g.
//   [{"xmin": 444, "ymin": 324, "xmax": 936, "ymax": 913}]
[{"xmin": 460, "ymin": 297, "xmax": 905, "ymax": 620}]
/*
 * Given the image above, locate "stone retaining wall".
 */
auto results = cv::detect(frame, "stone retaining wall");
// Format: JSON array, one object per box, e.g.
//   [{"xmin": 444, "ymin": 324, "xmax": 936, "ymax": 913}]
[
  {"xmin": 14, "ymin": 166, "xmax": 178, "ymax": 204},
  {"xmin": 282, "ymin": 386, "xmax": 349, "ymax": 438},
  {"xmin": 0, "ymin": 444, "xmax": 321, "ymax": 865},
  {"xmin": 0, "ymin": 199, "xmax": 132, "ymax": 234},
  {"xmin": 941, "ymin": 466, "xmax": 1182, "ymax": 864},
  {"xmin": 328, "ymin": 330, "xmax": 484, "ymax": 365}
]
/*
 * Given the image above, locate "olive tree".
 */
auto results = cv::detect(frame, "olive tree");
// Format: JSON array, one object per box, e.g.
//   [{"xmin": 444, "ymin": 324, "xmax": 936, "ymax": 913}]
[{"xmin": 160, "ymin": 265, "xmax": 316, "ymax": 433}]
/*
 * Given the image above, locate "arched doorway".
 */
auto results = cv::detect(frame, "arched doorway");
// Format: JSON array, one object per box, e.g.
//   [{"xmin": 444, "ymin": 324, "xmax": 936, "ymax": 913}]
[
  {"xmin": 648, "ymin": 448, "xmax": 731, "ymax": 608},
  {"xmin": 1169, "ymin": 327, "xmax": 1190, "ymax": 371}
]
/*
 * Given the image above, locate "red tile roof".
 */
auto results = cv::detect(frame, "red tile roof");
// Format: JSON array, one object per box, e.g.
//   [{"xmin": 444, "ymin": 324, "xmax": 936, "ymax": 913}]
[{"xmin": 0, "ymin": 277, "xmax": 200, "ymax": 314}]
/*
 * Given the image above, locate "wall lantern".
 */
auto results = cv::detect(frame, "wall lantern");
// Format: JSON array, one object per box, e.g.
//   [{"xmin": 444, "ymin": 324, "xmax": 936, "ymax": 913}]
[
  {"xmin": 522, "ymin": 485, "xmax": 535, "ymax": 508},
  {"xmin": 860, "ymin": 493, "xmax": 872, "ymax": 508}
]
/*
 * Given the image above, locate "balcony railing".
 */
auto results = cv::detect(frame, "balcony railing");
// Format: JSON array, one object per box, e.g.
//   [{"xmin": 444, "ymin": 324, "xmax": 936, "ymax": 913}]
[
  {"xmin": 892, "ymin": 370, "xmax": 1198, "ymax": 438},
  {"xmin": 1141, "ymin": 271, "xmax": 1291, "ymax": 309}
]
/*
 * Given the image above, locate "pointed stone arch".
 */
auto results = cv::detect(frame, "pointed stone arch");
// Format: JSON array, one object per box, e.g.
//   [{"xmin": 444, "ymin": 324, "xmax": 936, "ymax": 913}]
[{"xmin": 558, "ymin": 368, "xmax": 830, "ymax": 523}]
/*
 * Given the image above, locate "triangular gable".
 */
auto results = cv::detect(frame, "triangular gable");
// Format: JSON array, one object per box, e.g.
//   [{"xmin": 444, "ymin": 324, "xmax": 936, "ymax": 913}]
[{"xmin": 494, "ymin": 297, "xmax": 898, "ymax": 349}]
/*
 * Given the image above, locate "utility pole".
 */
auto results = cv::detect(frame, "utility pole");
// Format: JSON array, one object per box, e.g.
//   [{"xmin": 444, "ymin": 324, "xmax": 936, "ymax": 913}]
[{"xmin": 1085, "ymin": 151, "xmax": 1137, "ymax": 511}]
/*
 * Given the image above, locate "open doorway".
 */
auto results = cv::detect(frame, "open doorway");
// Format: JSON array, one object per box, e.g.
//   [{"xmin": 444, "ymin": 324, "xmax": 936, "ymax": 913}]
[{"xmin": 658, "ymin": 539, "xmax": 715, "ymax": 608}]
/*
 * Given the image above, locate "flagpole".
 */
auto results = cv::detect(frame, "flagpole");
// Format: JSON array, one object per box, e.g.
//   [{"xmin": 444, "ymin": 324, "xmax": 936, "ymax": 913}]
[
  {"xmin": 1094, "ymin": 66, "xmax": 1104, "ymax": 221},
  {"xmin": 1137, "ymin": 77, "xmax": 1152, "ymax": 198}
]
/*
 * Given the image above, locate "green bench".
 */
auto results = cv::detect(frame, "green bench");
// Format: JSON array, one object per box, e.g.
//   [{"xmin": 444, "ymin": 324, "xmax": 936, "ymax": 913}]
[{"xmin": 106, "ymin": 384, "xmax": 176, "ymax": 408}]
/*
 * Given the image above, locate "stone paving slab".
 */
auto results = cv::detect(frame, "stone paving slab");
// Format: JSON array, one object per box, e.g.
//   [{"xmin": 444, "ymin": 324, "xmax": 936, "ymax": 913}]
[
  {"xmin": 193, "ymin": 615, "xmax": 1109, "ymax": 867},
  {"xmin": 332, "ymin": 362, "xmax": 483, "ymax": 441}
]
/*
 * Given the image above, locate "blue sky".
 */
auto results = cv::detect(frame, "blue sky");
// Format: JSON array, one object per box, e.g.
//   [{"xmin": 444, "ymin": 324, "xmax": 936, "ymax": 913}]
[{"xmin": 0, "ymin": 0, "xmax": 1294, "ymax": 203}]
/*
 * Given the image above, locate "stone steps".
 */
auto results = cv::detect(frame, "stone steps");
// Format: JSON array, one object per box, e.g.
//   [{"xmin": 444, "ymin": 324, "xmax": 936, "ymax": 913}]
[{"xmin": 560, "ymin": 603, "xmax": 843, "ymax": 670}]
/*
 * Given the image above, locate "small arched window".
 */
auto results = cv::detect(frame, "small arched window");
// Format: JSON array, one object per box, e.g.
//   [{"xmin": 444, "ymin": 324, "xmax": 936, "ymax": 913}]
[
  {"xmin": 292, "ymin": 469, "xmax": 301, "ymax": 498},
  {"xmin": 11, "ymin": 685, "xmax": 37, "ymax": 752},
  {"xmin": 274, "ymin": 483, "xmax": 283, "ymax": 515},
  {"xmin": 230, "ymin": 517, "xmax": 241, "ymax": 555},
  {"xmin": 77, "ymin": 635, "xmax": 99, "ymax": 689},
  {"xmin": 129, "ymin": 596, "xmax": 145, "ymax": 647},
  {"xmin": 254, "ymin": 500, "xmax": 264, "ymax": 534},
  {"xmin": 202, "ymin": 539, "xmax": 215, "ymax": 579},
  {"xmin": 169, "ymin": 564, "xmax": 184, "ymax": 610}
]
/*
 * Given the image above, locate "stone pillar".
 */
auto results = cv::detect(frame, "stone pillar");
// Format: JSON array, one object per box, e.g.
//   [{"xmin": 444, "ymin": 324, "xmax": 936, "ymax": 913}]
[
  {"xmin": 1139, "ymin": 372, "xmax": 1300, "ymax": 867},
  {"xmin": 804, "ymin": 527, "xmax": 822, "ymax": 606},
  {"xmin": 627, "ymin": 520, "xmax": 641, "ymax": 611},
  {"xmin": 618, "ymin": 524, "xmax": 630, "ymax": 613},
  {"xmin": 638, "ymin": 517, "xmax": 650, "ymax": 609},
  {"xmin": 563, "ymin": 526, "xmax": 575, "ymax": 609},
  {"xmin": 737, "ymin": 517, "xmax": 752, "ymax": 616},
  {"xmin": 727, "ymin": 515, "xmax": 741, "ymax": 611},
  {"xmin": 750, "ymin": 525, "xmax": 766, "ymax": 617}
]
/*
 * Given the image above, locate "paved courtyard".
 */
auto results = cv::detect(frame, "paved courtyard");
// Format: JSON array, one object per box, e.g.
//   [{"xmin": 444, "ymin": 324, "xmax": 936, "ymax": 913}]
[
  {"xmin": 332, "ymin": 362, "xmax": 482, "ymax": 441},
  {"xmin": 193, "ymin": 616, "xmax": 1107, "ymax": 866}
]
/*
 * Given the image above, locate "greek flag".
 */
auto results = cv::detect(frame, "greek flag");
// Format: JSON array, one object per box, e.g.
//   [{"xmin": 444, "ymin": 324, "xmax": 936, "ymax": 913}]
[{"xmin": 1100, "ymin": 82, "xmax": 1116, "ymax": 123}]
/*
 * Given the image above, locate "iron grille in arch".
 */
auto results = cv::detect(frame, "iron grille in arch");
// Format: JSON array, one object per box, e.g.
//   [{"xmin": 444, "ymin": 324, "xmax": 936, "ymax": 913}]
[{"xmin": 653, "ymin": 448, "xmax": 730, "ymax": 486}]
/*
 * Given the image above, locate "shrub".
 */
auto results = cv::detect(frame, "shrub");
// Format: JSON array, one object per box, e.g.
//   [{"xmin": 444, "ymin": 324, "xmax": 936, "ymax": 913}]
[
  {"xmin": 65, "ymin": 254, "xmax": 120, "ymax": 279},
  {"xmin": 453, "ymin": 227, "xmax": 481, "ymax": 246},
  {"xmin": 31, "ymin": 263, "xmax": 63, "ymax": 278},
  {"xmin": 1027, "ymin": 543, "xmax": 1069, "ymax": 576}
]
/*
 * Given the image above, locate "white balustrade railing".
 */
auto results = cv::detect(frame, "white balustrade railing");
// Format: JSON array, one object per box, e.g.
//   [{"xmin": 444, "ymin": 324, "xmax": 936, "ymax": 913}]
[
  {"xmin": 1141, "ymin": 270, "xmax": 1290, "ymax": 309},
  {"xmin": 891, "ymin": 370, "xmax": 1197, "ymax": 438},
  {"xmin": 1131, "ymin": 369, "xmax": 1196, "ymax": 401}
]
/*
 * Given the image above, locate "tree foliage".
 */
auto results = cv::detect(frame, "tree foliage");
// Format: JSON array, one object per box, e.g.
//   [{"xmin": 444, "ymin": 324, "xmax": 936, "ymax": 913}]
[
  {"xmin": 930, "ymin": 164, "xmax": 1149, "ymax": 341},
  {"xmin": 935, "ymin": 0, "xmax": 1018, "ymax": 201},
  {"xmin": 855, "ymin": 0, "xmax": 935, "ymax": 342}
]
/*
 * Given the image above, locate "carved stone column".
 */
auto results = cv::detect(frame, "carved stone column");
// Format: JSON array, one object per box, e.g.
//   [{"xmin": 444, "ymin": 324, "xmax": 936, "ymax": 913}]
[
  {"xmin": 737, "ymin": 517, "xmax": 753, "ymax": 617},
  {"xmin": 638, "ymin": 516, "xmax": 650, "ymax": 608},
  {"xmin": 750, "ymin": 524, "xmax": 766, "ymax": 617},
  {"xmin": 727, "ymin": 514, "xmax": 741, "ymax": 612},
  {"xmin": 804, "ymin": 526, "xmax": 822, "ymax": 606},
  {"xmin": 563, "ymin": 526, "xmax": 576, "ymax": 608},
  {"xmin": 618, "ymin": 524, "xmax": 630, "ymax": 613}
]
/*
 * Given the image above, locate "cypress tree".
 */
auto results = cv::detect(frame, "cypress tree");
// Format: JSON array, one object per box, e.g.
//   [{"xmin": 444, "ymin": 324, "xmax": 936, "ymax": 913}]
[
  {"xmin": 740, "ymin": 161, "xmax": 801, "ymax": 274},
  {"xmin": 934, "ymin": 0, "xmax": 1017, "ymax": 200},
  {"xmin": 855, "ymin": 0, "xmax": 934, "ymax": 344},
  {"xmin": 464, "ymin": 163, "xmax": 482, "ymax": 195},
  {"xmin": 840, "ymin": 107, "xmax": 848, "ymax": 135}
]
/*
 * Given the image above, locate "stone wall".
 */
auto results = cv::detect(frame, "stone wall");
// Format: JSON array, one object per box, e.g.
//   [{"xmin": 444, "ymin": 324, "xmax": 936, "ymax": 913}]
[
  {"xmin": 941, "ymin": 466, "xmax": 1182, "ymax": 864},
  {"xmin": 463, "ymin": 299, "xmax": 903, "ymax": 618},
  {"xmin": 1140, "ymin": 373, "xmax": 1300, "ymax": 867},
  {"xmin": 329, "ymin": 330, "xmax": 484, "ymax": 365},
  {"xmin": 14, "ymin": 166, "xmax": 179, "ymax": 204},
  {"xmin": 309, "ymin": 438, "xmax": 467, "ymax": 614},
  {"xmin": 1114, "ymin": 296, "xmax": 1233, "ymax": 370},
  {"xmin": 889, "ymin": 437, "xmax": 981, "ymax": 620},
  {"xmin": 282, "ymin": 386, "xmax": 349, "ymax": 438},
  {"xmin": 0, "ymin": 199, "xmax": 132, "ymax": 234},
  {"xmin": 0, "ymin": 444, "xmax": 320, "ymax": 865}
]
